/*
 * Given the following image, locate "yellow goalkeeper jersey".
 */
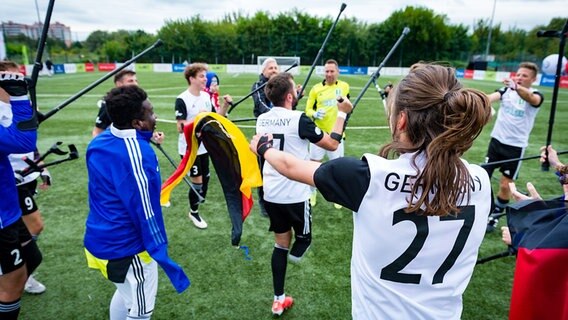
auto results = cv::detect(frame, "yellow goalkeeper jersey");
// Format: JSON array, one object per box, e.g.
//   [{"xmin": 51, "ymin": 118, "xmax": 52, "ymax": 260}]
[{"xmin": 304, "ymin": 79, "xmax": 350, "ymax": 133}]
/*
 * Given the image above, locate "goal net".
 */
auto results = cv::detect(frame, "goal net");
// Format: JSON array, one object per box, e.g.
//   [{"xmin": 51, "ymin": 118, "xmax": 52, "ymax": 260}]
[{"xmin": 257, "ymin": 56, "xmax": 300, "ymax": 75}]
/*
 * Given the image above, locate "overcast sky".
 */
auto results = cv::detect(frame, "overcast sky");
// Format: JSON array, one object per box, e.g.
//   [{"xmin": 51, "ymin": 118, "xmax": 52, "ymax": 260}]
[{"xmin": 2, "ymin": 0, "xmax": 566, "ymax": 41}]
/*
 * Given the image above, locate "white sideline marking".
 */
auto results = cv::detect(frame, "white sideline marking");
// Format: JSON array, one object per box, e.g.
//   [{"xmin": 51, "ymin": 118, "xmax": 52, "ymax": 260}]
[
  {"xmin": 156, "ymin": 118, "xmax": 388, "ymax": 129},
  {"xmin": 34, "ymin": 93, "xmax": 568, "ymax": 104}
]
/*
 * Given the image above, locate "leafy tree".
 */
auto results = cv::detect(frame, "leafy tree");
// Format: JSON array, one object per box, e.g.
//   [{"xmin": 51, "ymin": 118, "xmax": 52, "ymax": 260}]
[
  {"xmin": 369, "ymin": 6, "xmax": 452, "ymax": 66},
  {"xmin": 210, "ymin": 19, "xmax": 239, "ymax": 64},
  {"xmin": 327, "ymin": 17, "xmax": 369, "ymax": 66},
  {"xmin": 158, "ymin": 16, "xmax": 216, "ymax": 63},
  {"xmin": 49, "ymin": 10, "xmax": 567, "ymax": 67},
  {"xmin": 270, "ymin": 12, "xmax": 299, "ymax": 57},
  {"xmin": 101, "ymin": 39, "xmax": 126, "ymax": 62},
  {"xmin": 494, "ymin": 28, "xmax": 527, "ymax": 61},
  {"xmin": 293, "ymin": 11, "xmax": 325, "ymax": 65},
  {"xmin": 84, "ymin": 30, "xmax": 111, "ymax": 52},
  {"xmin": 525, "ymin": 17, "xmax": 568, "ymax": 61},
  {"xmin": 235, "ymin": 11, "xmax": 273, "ymax": 63},
  {"xmin": 444, "ymin": 24, "xmax": 472, "ymax": 63},
  {"xmin": 124, "ymin": 30, "xmax": 157, "ymax": 62}
]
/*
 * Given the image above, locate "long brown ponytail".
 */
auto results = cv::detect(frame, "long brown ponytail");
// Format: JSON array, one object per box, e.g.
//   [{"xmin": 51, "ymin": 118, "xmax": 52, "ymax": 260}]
[{"xmin": 380, "ymin": 63, "xmax": 491, "ymax": 216}]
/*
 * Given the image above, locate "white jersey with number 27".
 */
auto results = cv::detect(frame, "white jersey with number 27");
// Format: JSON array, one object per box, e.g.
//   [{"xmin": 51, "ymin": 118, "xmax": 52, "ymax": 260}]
[{"xmin": 352, "ymin": 152, "xmax": 491, "ymax": 320}]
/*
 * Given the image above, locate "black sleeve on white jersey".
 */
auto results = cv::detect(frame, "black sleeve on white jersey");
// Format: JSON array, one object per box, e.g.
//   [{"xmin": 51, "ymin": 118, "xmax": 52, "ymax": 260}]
[
  {"xmin": 314, "ymin": 157, "xmax": 371, "ymax": 212},
  {"xmin": 175, "ymin": 98, "xmax": 187, "ymax": 120},
  {"xmin": 530, "ymin": 91, "xmax": 544, "ymax": 108},
  {"xmin": 298, "ymin": 113, "xmax": 324, "ymax": 144},
  {"xmin": 496, "ymin": 87, "xmax": 507, "ymax": 98}
]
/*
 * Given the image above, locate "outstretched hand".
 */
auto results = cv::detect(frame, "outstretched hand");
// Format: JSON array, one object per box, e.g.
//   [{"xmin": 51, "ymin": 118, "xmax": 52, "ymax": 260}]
[
  {"xmin": 540, "ymin": 145, "xmax": 562, "ymax": 168},
  {"xmin": 219, "ymin": 95, "xmax": 233, "ymax": 116},
  {"xmin": 508, "ymin": 182, "xmax": 542, "ymax": 201},
  {"xmin": 152, "ymin": 131, "xmax": 165, "ymax": 144},
  {"xmin": 501, "ymin": 226, "xmax": 512, "ymax": 246},
  {"xmin": 39, "ymin": 169, "xmax": 52, "ymax": 190},
  {"xmin": 503, "ymin": 78, "xmax": 517, "ymax": 91}
]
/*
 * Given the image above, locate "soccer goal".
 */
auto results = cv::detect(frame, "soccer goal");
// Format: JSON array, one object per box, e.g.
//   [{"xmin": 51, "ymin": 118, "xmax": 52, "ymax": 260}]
[{"xmin": 257, "ymin": 56, "xmax": 301, "ymax": 75}]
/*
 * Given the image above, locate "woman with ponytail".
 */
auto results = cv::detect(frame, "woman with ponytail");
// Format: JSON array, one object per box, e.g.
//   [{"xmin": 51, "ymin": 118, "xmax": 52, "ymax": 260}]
[{"xmin": 250, "ymin": 63, "xmax": 493, "ymax": 319}]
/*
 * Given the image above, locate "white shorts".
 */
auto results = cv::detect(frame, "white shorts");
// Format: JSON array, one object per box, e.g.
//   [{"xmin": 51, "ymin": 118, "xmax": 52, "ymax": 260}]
[
  {"xmin": 309, "ymin": 141, "xmax": 344, "ymax": 161},
  {"xmin": 114, "ymin": 256, "xmax": 158, "ymax": 318}
]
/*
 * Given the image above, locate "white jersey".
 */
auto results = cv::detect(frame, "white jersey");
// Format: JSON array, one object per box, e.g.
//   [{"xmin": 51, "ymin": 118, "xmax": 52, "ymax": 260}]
[
  {"xmin": 0, "ymin": 103, "xmax": 39, "ymax": 184},
  {"xmin": 9, "ymin": 152, "xmax": 39, "ymax": 185},
  {"xmin": 175, "ymin": 90, "xmax": 213, "ymax": 156},
  {"xmin": 313, "ymin": 152, "xmax": 491, "ymax": 320},
  {"xmin": 0, "ymin": 101, "xmax": 13, "ymax": 127},
  {"xmin": 256, "ymin": 107, "xmax": 323, "ymax": 204},
  {"xmin": 491, "ymin": 87, "xmax": 543, "ymax": 148}
]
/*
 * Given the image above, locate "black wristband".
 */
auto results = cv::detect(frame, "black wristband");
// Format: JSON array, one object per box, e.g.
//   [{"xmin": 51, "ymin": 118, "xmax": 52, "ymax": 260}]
[
  {"xmin": 330, "ymin": 132, "xmax": 342, "ymax": 143},
  {"xmin": 257, "ymin": 135, "xmax": 273, "ymax": 157}
]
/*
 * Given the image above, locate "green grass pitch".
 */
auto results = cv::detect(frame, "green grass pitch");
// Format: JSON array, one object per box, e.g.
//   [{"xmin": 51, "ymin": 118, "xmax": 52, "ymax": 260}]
[{"xmin": 20, "ymin": 70, "xmax": 568, "ymax": 319}]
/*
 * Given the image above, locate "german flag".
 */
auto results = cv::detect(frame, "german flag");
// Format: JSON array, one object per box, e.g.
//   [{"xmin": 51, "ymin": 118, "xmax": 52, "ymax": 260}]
[
  {"xmin": 160, "ymin": 112, "xmax": 262, "ymax": 245},
  {"xmin": 507, "ymin": 198, "xmax": 568, "ymax": 320}
]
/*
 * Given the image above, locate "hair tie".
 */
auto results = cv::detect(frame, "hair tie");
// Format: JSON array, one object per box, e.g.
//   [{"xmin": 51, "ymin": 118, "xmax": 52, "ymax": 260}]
[{"xmin": 443, "ymin": 91, "xmax": 452, "ymax": 102}]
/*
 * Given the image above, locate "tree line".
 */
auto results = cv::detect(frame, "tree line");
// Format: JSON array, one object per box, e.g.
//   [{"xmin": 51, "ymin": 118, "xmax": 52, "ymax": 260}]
[{"xmin": 5, "ymin": 7, "xmax": 566, "ymax": 70}]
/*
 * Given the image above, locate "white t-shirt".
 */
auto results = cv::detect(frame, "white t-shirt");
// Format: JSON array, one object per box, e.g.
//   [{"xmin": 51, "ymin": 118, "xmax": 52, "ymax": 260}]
[
  {"xmin": 0, "ymin": 101, "xmax": 13, "ymax": 127},
  {"xmin": 491, "ymin": 87, "xmax": 543, "ymax": 148},
  {"xmin": 256, "ymin": 107, "xmax": 323, "ymax": 204},
  {"xmin": 314, "ymin": 152, "xmax": 492, "ymax": 320},
  {"xmin": 9, "ymin": 152, "xmax": 39, "ymax": 185},
  {"xmin": 175, "ymin": 90, "xmax": 213, "ymax": 156},
  {"xmin": 1, "ymin": 102, "xmax": 39, "ymax": 184}
]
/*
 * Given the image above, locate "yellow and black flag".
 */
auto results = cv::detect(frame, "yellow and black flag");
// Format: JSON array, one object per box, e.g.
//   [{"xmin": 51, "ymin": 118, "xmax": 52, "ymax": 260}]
[{"xmin": 161, "ymin": 112, "xmax": 262, "ymax": 245}]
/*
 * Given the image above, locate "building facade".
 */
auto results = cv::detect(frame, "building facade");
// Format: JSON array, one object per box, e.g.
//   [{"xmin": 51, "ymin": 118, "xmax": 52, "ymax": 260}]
[{"xmin": 1, "ymin": 21, "xmax": 72, "ymax": 47}]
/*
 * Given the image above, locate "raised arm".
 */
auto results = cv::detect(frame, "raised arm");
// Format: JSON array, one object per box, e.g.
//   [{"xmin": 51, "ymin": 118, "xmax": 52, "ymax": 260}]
[
  {"xmin": 0, "ymin": 72, "xmax": 37, "ymax": 154},
  {"xmin": 312, "ymin": 96, "xmax": 353, "ymax": 151},
  {"xmin": 250, "ymin": 133, "xmax": 320, "ymax": 186}
]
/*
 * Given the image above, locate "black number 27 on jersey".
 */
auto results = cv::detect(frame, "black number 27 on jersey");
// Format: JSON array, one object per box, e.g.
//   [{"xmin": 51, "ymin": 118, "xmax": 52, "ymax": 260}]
[{"xmin": 380, "ymin": 206, "xmax": 475, "ymax": 285}]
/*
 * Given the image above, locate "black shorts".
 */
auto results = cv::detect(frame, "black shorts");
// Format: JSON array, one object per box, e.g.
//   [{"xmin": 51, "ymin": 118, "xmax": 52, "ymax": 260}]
[
  {"xmin": 188, "ymin": 154, "xmax": 210, "ymax": 178},
  {"xmin": 264, "ymin": 200, "xmax": 312, "ymax": 236},
  {"xmin": 0, "ymin": 218, "xmax": 32, "ymax": 275},
  {"xmin": 484, "ymin": 138, "xmax": 524, "ymax": 179},
  {"xmin": 18, "ymin": 180, "xmax": 38, "ymax": 215}
]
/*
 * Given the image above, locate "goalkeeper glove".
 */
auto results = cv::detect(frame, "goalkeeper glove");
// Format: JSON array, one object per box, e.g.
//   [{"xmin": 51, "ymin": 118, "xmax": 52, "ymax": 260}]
[{"xmin": 0, "ymin": 73, "xmax": 29, "ymax": 96}]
